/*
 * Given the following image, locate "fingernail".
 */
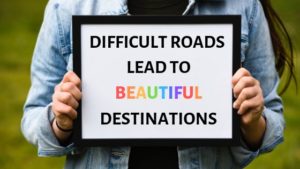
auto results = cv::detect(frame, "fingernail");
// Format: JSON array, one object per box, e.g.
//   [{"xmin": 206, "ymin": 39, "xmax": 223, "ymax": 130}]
[{"xmin": 233, "ymin": 102, "xmax": 237, "ymax": 109}]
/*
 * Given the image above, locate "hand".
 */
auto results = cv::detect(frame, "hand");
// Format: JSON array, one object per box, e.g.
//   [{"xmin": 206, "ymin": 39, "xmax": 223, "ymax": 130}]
[
  {"xmin": 52, "ymin": 71, "xmax": 81, "ymax": 139},
  {"xmin": 232, "ymin": 68, "xmax": 266, "ymax": 149}
]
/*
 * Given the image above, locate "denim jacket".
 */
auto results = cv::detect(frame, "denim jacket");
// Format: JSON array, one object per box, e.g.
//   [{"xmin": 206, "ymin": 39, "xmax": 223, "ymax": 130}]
[{"xmin": 22, "ymin": 0, "xmax": 285, "ymax": 168}]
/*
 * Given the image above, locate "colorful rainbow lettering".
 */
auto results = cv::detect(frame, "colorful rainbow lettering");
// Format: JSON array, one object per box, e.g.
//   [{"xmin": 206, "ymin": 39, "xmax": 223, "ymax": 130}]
[{"xmin": 116, "ymin": 86, "xmax": 202, "ymax": 100}]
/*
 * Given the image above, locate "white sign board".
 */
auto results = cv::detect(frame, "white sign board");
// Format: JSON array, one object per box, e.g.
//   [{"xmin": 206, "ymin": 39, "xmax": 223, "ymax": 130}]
[{"xmin": 73, "ymin": 16, "xmax": 240, "ymax": 146}]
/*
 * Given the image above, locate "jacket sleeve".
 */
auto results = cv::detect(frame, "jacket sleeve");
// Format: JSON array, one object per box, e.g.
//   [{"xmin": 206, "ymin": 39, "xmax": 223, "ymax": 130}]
[
  {"xmin": 230, "ymin": 0, "xmax": 285, "ymax": 167},
  {"xmin": 21, "ymin": 0, "xmax": 76, "ymax": 157}
]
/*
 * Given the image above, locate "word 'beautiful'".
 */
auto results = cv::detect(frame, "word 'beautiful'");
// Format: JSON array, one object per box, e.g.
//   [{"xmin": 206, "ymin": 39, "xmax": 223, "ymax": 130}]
[{"xmin": 116, "ymin": 86, "xmax": 202, "ymax": 100}]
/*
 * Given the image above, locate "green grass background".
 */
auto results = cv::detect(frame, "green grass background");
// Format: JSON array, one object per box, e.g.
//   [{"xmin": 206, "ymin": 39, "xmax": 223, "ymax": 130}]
[{"xmin": 0, "ymin": 0, "xmax": 299, "ymax": 168}]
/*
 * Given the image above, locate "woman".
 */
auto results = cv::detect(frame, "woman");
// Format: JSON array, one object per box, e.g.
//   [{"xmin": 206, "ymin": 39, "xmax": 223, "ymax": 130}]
[{"xmin": 22, "ymin": 0, "xmax": 295, "ymax": 168}]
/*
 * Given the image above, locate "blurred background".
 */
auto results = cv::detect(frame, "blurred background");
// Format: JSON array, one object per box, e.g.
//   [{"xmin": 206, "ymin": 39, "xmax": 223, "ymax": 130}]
[{"xmin": 0, "ymin": 0, "xmax": 299, "ymax": 168}]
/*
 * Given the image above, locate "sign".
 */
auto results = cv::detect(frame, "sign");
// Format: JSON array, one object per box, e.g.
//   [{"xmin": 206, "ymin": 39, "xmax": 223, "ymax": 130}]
[{"xmin": 73, "ymin": 16, "xmax": 241, "ymax": 146}]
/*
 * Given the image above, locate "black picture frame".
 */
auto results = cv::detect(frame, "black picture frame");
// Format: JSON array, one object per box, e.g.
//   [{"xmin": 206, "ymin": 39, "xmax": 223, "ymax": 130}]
[{"xmin": 72, "ymin": 15, "xmax": 241, "ymax": 147}]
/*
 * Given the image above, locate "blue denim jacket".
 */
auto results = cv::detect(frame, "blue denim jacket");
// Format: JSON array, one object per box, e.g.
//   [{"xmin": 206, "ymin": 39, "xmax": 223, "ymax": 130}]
[{"xmin": 22, "ymin": 0, "xmax": 285, "ymax": 168}]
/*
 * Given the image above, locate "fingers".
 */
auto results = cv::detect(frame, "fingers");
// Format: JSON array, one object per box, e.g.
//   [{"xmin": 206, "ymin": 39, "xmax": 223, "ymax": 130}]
[
  {"xmin": 62, "ymin": 71, "xmax": 81, "ymax": 88},
  {"xmin": 232, "ymin": 68, "xmax": 263, "ymax": 113},
  {"xmin": 232, "ymin": 68, "xmax": 251, "ymax": 86},
  {"xmin": 55, "ymin": 91, "xmax": 79, "ymax": 109},
  {"xmin": 52, "ymin": 99, "xmax": 77, "ymax": 120},
  {"xmin": 232, "ymin": 68, "xmax": 264, "ymax": 125},
  {"xmin": 52, "ymin": 97, "xmax": 77, "ymax": 130},
  {"xmin": 233, "ymin": 76, "xmax": 263, "ymax": 115},
  {"xmin": 233, "ymin": 76, "xmax": 257, "ymax": 98},
  {"xmin": 233, "ymin": 84, "xmax": 260, "ymax": 110},
  {"xmin": 53, "ymin": 81, "xmax": 81, "ymax": 114},
  {"xmin": 237, "ymin": 94, "xmax": 264, "ymax": 115},
  {"xmin": 51, "ymin": 71, "xmax": 82, "ymax": 130},
  {"xmin": 61, "ymin": 82, "xmax": 82, "ymax": 101}
]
